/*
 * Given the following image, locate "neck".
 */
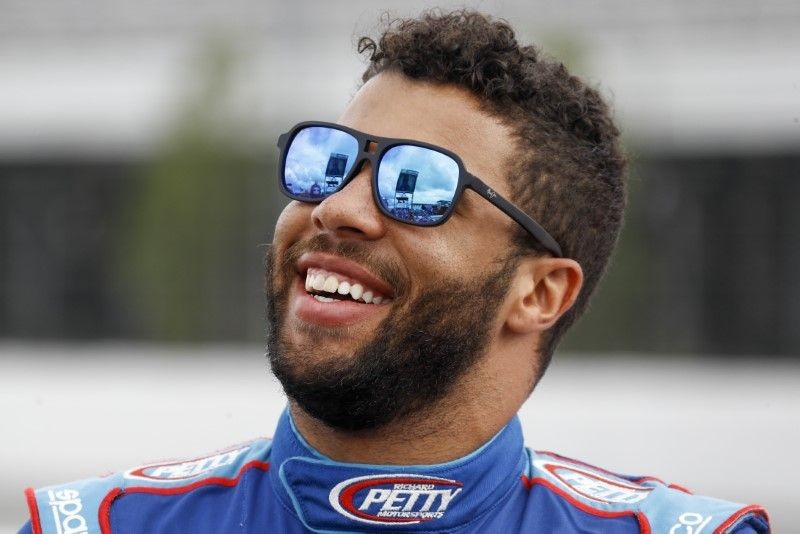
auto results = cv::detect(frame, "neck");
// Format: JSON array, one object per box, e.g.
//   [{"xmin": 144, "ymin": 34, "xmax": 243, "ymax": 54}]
[{"xmin": 288, "ymin": 353, "xmax": 527, "ymax": 464}]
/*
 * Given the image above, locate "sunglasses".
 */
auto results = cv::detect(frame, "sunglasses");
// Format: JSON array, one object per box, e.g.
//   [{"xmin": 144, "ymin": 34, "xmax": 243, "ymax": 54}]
[{"xmin": 276, "ymin": 121, "xmax": 562, "ymax": 257}]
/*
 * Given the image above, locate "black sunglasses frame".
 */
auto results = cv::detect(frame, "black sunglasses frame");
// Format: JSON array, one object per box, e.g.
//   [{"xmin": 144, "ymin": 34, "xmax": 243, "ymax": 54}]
[{"xmin": 277, "ymin": 121, "xmax": 563, "ymax": 257}]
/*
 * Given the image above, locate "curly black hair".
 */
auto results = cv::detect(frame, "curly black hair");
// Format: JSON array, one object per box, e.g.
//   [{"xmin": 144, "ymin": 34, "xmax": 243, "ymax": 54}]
[{"xmin": 357, "ymin": 9, "xmax": 627, "ymax": 378}]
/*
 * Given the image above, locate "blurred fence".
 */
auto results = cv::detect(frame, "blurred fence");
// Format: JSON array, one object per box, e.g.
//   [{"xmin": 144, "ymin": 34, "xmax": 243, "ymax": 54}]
[{"xmin": 2, "ymin": 151, "xmax": 800, "ymax": 354}]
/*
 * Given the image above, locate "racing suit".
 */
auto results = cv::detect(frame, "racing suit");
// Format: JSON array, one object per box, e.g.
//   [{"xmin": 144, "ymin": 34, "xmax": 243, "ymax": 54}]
[{"xmin": 21, "ymin": 409, "xmax": 769, "ymax": 533}]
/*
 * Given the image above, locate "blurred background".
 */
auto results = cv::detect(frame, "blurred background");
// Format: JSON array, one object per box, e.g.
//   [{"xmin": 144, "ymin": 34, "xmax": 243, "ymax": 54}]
[{"xmin": 1, "ymin": 0, "xmax": 798, "ymax": 530}]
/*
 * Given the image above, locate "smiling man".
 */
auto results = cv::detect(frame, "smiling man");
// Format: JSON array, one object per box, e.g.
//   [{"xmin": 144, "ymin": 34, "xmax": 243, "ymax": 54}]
[{"xmin": 21, "ymin": 10, "xmax": 769, "ymax": 534}]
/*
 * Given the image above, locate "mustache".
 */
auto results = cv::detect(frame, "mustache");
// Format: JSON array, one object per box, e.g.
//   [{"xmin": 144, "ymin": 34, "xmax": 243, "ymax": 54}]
[{"xmin": 277, "ymin": 234, "xmax": 410, "ymax": 297}]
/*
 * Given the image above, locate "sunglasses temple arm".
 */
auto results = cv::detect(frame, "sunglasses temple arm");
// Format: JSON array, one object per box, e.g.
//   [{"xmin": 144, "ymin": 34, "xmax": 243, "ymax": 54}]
[{"xmin": 469, "ymin": 176, "xmax": 563, "ymax": 257}]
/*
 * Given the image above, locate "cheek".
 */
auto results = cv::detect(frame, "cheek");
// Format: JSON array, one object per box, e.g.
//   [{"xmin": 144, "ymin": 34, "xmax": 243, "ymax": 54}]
[
  {"xmin": 416, "ymin": 221, "xmax": 512, "ymax": 281},
  {"xmin": 274, "ymin": 201, "xmax": 311, "ymax": 248},
  {"xmin": 404, "ymin": 230, "xmax": 478, "ymax": 278}
]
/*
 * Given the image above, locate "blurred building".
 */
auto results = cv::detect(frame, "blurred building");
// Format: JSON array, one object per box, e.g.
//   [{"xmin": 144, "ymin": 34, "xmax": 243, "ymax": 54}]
[{"xmin": 1, "ymin": 0, "xmax": 798, "ymax": 353}]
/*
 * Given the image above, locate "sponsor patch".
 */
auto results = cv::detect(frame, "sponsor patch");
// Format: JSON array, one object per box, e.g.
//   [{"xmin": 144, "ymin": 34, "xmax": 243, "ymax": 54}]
[
  {"xmin": 536, "ymin": 460, "xmax": 652, "ymax": 504},
  {"xmin": 124, "ymin": 446, "xmax": 249, "ymax": 482},
  {"xmin": 329, "ymin": 474, "xmax": 463, "ymax": 525},
  {"xmin": 47, "ymin": 488, "xmax": 88, "ymax": 534},
  {"xmin": 670, "ymin": 512, "xmax": 712, "ymax": 534}
]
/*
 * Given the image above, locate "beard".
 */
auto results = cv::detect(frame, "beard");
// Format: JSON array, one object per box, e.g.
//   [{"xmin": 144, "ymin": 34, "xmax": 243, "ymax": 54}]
[{"xmin": 265, "ymin": 236, "xmax": 518, "ymax": 432}]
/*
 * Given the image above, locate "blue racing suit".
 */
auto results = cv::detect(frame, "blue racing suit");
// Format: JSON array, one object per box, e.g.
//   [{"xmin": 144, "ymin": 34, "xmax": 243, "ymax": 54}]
[{"xmin": 21, "ymin": 409, "xmax": 769, "ymax": 533}]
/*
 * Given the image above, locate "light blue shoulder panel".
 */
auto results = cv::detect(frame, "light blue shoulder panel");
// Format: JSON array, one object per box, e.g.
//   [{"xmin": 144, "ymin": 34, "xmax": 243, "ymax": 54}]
[
  {"xmin": 529, "ymin": 450, "xmax": 767, "ymax": 533},
  {"xmin": 26, "ymin": 438, "xmax": 272, "ymax": 534}
]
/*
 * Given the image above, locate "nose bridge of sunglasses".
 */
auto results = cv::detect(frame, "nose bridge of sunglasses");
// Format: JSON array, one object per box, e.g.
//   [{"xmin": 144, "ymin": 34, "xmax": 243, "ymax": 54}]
[
  {"xmin": 364, "ymin": 140, "xmax": 379, "ymax": 154},
  {"xmin": 345, "ymin": 139, "xmax": 379, "ymax": 178}
]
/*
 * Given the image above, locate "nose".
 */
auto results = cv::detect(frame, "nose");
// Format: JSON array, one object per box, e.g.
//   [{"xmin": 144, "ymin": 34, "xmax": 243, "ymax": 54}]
[{"xmin": 311, "ymin": 162, "xmax": 387, "ymax": 240}]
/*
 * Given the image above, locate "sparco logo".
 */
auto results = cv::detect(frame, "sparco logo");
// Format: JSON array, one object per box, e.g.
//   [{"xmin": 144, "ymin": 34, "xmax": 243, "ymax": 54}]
[
  {"xmin": 47, "ymin": 489, "xmax": 88, "ymax": 534},
  {"xmin": 329, "ymin": 474, "xmax": 463, "ymax": 525},
  {"xmin": 125, "ymin": 446, "xmax": 249, "ymax": 481}
]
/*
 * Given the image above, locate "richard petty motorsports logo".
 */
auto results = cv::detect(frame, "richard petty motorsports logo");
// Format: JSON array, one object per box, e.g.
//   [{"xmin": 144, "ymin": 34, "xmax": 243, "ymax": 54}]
[
  {"xmin": 124, "ymin": 446, "xmax": 249, "ymax": 482},
  {"xmin": 329, "ymin": 474, "xmax": 463, "ymax": 525},
  {"xmin": 535, "ymin": 460, "xmax": 653, "ymax": 504}
]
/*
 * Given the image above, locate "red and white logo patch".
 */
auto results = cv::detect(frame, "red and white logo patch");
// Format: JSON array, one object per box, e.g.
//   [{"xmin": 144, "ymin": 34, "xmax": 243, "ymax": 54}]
[
  {"xmin": 329, "ymin": 474, "xmax": 463, "ymax": 525},
  {"xmin": 124, "ymin": 446, "xmax": 249, "ymax": 482},
  {"xmin": 536, "ymin": 460, "xmax": 653, "ymax": 504}
]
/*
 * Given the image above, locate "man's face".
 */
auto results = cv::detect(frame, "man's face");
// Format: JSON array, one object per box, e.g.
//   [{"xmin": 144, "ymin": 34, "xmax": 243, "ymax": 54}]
[{"xmin": 267, "ymin": 72, "xmax": 523, "ymax": 431}]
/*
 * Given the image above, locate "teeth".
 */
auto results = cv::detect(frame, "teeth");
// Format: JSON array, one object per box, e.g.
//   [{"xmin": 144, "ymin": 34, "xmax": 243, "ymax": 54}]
[
  {"xmin": 312, "ymin": 274, "xmax": 326, "ymax": 291},
  {"xmin": 350, "ymin": 283, "xmax": 363, "ymax": 300},
  {"xmin": 304, "ymin": 271, "xmax": 390, "ymax": 305},
  {"xmin": 323, "ymin": 275, "xmax": 339, "ymax": 293}
]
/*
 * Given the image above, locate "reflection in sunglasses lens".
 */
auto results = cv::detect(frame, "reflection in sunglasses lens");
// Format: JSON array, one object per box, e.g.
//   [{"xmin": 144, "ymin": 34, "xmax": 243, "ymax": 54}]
[
  {"xmin": 377, "ymin": 145, "xmax": 459, "ymax": 226},
  {"xmin": 284, "ymin": 127, "xmax": 359, "ymax": 200}
]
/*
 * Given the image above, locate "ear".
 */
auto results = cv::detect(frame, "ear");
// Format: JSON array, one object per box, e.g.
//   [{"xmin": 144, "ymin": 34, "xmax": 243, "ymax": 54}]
[{"xmin": 504, "ymin": 257, "xmax": 584, "ymax": 335}]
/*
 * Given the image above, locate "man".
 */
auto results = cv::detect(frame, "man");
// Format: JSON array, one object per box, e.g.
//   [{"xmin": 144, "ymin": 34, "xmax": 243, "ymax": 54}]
[{"xmin": 21, "ymin": 10, "xmax": 769, "ymax": 533}]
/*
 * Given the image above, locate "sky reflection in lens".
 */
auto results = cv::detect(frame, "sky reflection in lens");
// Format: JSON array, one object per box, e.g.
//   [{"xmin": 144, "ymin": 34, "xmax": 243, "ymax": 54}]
[
  {"xmin": 377, "ymin": 145, "xmax": 459, "ymax": 224},
  {"xmin": 285, "ymin": 127, "xmax": 358, "ymax": 198}
]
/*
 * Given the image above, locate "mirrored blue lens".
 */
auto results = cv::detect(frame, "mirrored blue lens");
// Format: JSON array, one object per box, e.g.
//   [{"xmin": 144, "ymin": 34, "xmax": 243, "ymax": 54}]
[
  {"xmin": 376, "ymin": 145, "xmax": 459, "ymax": 225},
  {"xmin": 283, "ymin": 126, "xmax": 359, "ymax": 200}
]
